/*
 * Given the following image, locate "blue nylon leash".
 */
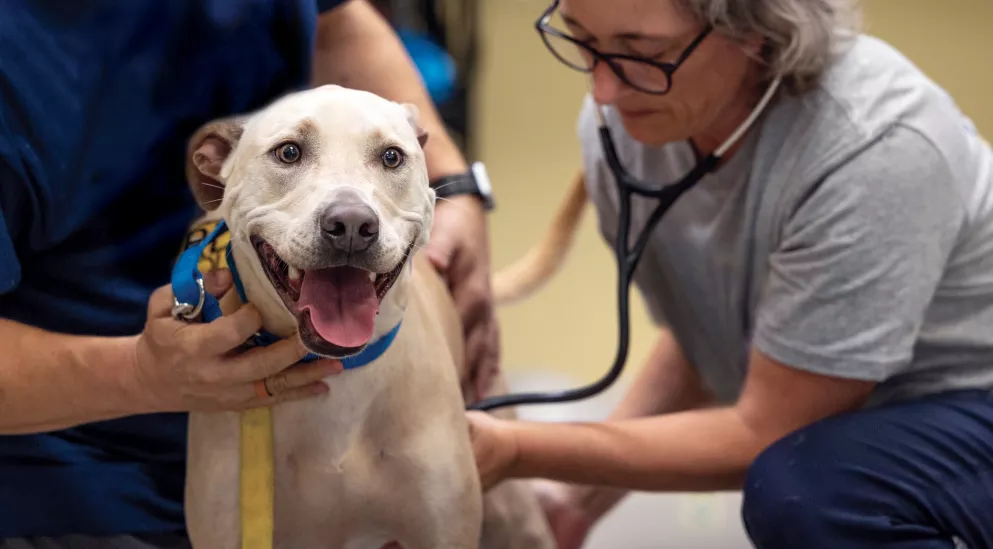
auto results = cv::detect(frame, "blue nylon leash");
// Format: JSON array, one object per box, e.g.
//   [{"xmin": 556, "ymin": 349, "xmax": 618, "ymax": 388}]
[{"xmin": 170, "ymin": 219, "xmax": 401, "ymax": 370}]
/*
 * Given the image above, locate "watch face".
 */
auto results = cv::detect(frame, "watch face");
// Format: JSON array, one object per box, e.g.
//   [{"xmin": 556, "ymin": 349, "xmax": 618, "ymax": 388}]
[{"xmin": 471, "ymin": 161, "xmax": 492, "ymax": 198}]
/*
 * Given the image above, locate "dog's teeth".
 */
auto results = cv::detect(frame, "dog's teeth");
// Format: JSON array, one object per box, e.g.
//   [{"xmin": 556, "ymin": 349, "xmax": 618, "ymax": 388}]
[
  {"xmin": 288, "ymin": 266, "xmax": 301, "ymax": 281},
  {"xmin": 368, "ymin": 271, "xmax": 376, "ymax": 283}
]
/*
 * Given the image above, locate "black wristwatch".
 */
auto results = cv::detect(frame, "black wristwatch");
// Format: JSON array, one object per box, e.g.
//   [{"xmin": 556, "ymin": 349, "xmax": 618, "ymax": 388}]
[{"xmin": 430, "ymin": 161, "xmax": 496, "ymax": 211}]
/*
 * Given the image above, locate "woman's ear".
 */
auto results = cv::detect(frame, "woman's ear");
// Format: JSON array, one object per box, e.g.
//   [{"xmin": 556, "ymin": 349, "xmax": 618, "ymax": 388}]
[
  {"xmin": 184, "ymin": 115, "xmax": 247, "ymax": 211},
  {"xmin": 741, "ymin": 32, "xmax": 771, "ymax": 65}
]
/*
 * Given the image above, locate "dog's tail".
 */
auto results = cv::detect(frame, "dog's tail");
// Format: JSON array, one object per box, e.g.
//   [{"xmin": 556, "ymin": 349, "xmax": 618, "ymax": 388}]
[{"xmin": 491, "ymin": 170, "xmax": 588, "ymax": 306}]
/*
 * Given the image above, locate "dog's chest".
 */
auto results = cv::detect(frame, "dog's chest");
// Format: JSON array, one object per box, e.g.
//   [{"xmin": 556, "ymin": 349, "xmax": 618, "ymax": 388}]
[
  {"xmin": 269, "ymin": 375, "xmax": 392, "ymax": 516},
  {"xmin": 272, "ymin": 382, "xmax": 375, "ymax": 470},
  {"xmin": 269, "ymin": 396, "xmax": 407, "ymax": 547}
]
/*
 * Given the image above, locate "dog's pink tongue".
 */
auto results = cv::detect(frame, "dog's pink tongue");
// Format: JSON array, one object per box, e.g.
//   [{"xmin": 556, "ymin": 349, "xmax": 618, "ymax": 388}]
[{"xmin": 299, "ymin": 266, "xmax": 378, "ymax": 348}]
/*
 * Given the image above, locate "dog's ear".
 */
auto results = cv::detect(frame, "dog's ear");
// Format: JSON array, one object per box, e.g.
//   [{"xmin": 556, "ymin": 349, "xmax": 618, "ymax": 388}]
[
  {"xmin": 185, "ymin": 115, "xmax": 246, "ymax": 211},
  {"xmin": 401, "ymin": 102, "xmax": 429, "ymax": 148}
]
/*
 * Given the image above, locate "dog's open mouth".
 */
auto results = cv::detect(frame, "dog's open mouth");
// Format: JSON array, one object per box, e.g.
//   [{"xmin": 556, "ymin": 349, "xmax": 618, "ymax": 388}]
[{"xmin": 250, "ymin": 237, "xmax": 411, "ymax": 357}]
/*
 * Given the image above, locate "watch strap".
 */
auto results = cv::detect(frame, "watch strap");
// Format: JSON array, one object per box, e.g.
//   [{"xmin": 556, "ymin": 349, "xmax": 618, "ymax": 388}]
[{"xmin": 430, "ymin": 162, "xmax": 495, "ymax": 211}]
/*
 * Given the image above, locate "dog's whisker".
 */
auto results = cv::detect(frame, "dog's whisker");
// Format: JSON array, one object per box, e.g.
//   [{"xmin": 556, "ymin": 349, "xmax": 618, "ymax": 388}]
[
  {"xmin": 199, "ymin": 181, "xmax": 226, "ymax": 190},
  {"xmin": 430, "ymin": 181, "xmax": 460, "ymax": 191},
  {"xmin": 202, "ymin": 198, "xmax": 224, "ymax": 205},
  {"xmin": 435, "ymin": 196, "xmax": 477, "ymax": 215}
]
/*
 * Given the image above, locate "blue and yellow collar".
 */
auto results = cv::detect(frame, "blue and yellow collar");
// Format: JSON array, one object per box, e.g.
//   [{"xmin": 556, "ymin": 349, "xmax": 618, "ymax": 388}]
[{"xmin": 170, "ymin": 219, "xmax": 401, "ymax": 370}]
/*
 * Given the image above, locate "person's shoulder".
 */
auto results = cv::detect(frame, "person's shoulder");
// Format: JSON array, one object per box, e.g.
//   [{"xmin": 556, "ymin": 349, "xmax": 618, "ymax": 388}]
[
  {"xmin": 756, "ymin": 34, "xmax": 985, "ymax": 208},
  {"xmin": 818, "ymin": 35, "xmax": 974, "ymax": 133},
  {"xmin": 780, "ymin": 34, "xmax": 979, "ymax": 162}
]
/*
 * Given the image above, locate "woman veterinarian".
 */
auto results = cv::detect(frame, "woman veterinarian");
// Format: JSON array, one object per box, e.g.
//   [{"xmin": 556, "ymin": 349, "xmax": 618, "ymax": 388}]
[
  {"xmin": 466, "ymin": 0, "xmax": 993, "ymax": 547},
  {"xmin": 0, "ymin": 1, "xmax": 498, "ymax": 547}
]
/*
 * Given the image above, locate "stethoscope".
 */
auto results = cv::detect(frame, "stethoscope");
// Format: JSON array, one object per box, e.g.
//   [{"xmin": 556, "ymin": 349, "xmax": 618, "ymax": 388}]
[{"xmin": 468, "ymin": 75, "xmax": 782, "ymax": 412}]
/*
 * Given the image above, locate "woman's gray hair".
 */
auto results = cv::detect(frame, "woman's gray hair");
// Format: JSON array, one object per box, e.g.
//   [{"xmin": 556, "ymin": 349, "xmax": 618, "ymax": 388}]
[{"xmin": 677, "ymin": 0, "xmax": 862, "ymax": 93}]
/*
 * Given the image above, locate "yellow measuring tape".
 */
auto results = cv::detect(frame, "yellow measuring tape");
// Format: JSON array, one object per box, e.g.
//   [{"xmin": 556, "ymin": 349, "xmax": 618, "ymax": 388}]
[{"xmin": 182, "ymin": 220, "xmax": 275, "ymax": 549}]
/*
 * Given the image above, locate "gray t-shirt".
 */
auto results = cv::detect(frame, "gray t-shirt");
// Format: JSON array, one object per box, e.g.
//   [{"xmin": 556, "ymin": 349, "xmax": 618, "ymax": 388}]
[{"xmin": 579, "ymin": 35, "xmax": 993, "ymax": 407}]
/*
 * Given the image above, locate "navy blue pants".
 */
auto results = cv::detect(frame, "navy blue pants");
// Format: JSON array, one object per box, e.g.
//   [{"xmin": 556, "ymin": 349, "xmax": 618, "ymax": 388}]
[{"xmin": 742, "ymin": 389, "xmax": 993, "ymax": 549}]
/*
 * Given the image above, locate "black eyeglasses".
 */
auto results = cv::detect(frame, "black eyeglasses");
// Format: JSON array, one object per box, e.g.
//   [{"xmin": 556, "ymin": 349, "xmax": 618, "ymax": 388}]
[{"xmin": 535, "ymin": 0, "xmax": 712, "ymax": 95}]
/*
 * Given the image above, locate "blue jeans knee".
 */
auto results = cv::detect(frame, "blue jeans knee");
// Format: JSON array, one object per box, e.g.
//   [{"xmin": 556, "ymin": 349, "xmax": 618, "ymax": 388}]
[{"xmin": 738, "ymin": 393, "xmax": 993, "ymax": 549}]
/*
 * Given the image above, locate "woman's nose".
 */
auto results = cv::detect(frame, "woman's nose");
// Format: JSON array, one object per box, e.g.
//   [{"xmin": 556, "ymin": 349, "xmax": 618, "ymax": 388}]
[{"xmin": 590, "ymin": 61, "xmax": 625, "ymax": 106}]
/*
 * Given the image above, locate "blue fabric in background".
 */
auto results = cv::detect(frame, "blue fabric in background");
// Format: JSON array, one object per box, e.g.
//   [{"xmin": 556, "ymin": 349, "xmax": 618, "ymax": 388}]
[{"xmin": 396, "ymin": 28, "xmax": 458, "ymax": 106}]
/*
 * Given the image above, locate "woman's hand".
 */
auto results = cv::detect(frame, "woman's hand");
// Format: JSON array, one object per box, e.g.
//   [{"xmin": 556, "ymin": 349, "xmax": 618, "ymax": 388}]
[
  {"xmin": 466, "ymin": 410, "xmax": 520, "ymax": 491},
  {"xmin": 468, "ymin": 412, "xmax": 598, "ymax": 548},
  {"xmin": 132, "ymin": 272, "xmax": 341, "ymax": 413}
]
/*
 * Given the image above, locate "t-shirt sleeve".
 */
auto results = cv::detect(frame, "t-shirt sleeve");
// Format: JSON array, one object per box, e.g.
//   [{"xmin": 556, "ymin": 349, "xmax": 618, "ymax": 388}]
[
  {"xmin": 0, "ymin": 157, "xmax": 25, "ymax": 294},
  {"xmin": 752, "ymin": 124, "xmax": 965, "ymax": 381},
  {"xmin": 316, "ymin": 0, "xmax": 349, "ymax": 13}
]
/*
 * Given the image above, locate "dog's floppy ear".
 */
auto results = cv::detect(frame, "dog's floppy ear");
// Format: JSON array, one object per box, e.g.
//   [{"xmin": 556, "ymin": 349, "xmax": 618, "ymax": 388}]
[
  {"xmin": 185, "ymin": 115, "xmax": 246, "ymax": 211},
  {"xmin": 401, "ymin": 103, "xmax": 429, "ymax": 148}
]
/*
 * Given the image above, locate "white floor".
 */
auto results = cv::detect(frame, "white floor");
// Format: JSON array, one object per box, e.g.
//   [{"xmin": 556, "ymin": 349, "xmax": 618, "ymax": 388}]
[{"xmin": 504, "ymin": 370, "xmax": 754, "ymax": 549}]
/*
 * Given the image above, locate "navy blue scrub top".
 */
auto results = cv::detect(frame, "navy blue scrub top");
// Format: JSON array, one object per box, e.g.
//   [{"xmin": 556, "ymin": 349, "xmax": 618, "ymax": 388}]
[{"xmin": 0, "ymin": 0, "xmax": 346, "ymax": 537}]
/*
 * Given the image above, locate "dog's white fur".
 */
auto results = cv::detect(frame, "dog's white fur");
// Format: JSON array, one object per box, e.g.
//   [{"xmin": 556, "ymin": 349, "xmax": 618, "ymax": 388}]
[{"xmin": 181, "ymin": 84, "xmax": 557, "ymax": 549}]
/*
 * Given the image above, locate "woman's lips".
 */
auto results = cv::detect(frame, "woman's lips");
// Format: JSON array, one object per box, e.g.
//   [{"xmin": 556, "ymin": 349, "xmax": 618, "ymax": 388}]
[{"xmin": 617, "ymin": 108, "xmax": 658, "ymax": 119}]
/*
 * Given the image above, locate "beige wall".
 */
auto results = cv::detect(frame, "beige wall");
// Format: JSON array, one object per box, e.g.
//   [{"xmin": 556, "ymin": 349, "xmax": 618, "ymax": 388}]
[{"xmin": 474, "ymin": 0, "xmax": 993, "ymax": 382}]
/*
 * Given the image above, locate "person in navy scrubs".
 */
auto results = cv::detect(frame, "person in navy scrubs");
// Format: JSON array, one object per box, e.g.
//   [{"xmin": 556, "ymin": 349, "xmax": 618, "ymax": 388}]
[{"xmin": 0, "ymin": 1, "xmax": 498, "ymax": 546}]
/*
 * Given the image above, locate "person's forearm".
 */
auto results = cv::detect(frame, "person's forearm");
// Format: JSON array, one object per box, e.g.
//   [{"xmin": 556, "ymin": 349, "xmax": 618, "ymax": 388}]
[
  {"xmin": 573, "ymin": 328, "xmax": 715, "ymax": 519},
  {"xmin": 508, "ymin": 406, "xmax": 768, "ymax": 493},
  {"xmin": 0, "ymin": 319, "xmax": 145, "ymax": 434},
  {"xmin": 608, "ymin": 328, "xmax": 713, "ymax": 421},
  {"xmin": 313, "ymin": 1, "xmax": 467, "ymax": 179}
]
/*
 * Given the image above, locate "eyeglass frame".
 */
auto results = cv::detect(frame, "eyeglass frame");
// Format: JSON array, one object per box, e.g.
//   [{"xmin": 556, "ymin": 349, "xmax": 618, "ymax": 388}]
[{"xmin": 534, "ymin": 0, "xmax": 713, "ymax": 95}]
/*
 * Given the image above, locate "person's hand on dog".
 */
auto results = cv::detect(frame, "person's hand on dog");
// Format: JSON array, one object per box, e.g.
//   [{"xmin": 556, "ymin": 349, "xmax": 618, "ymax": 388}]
[
  {"xmin": 468, "ymin": 415, "xmax": 596, "ymax": 548},
  {"xmin": 465, "ymin": 410, "xmax": 519, "ymax": 491},
  {"xmin": 425, "ymin": 194, "xmax": 500, "ymax": 401},
  {"xmin": 132, "ymin": 271, "xmax": 342, "ymax": 413}
]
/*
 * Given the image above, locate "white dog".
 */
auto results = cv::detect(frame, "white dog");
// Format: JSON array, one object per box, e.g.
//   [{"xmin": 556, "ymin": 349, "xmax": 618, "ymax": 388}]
[{"xmin": 177, "ymin": 84, "xmax": 556, "ymax": 549}]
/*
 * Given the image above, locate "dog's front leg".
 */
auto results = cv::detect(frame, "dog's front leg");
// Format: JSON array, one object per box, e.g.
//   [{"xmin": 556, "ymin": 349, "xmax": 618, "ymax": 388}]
[
  {"xmin": 186, "ymin": 410, "xmax": 243, "ymax": 549},
  {"xmin": 385, "ymin": 441, "xmax": 482, "ymax": 549},
  {"xmin": 406, "ymin": 468, "xmax": 483, "ymax": 549},
  {"xmin": 401, "ymin": 511, "xmax": 482, "ymax": 549}
]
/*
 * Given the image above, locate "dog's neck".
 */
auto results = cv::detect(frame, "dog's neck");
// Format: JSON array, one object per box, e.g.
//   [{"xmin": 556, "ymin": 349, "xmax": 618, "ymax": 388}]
[{"xmin": 228, "ymin": 235, "xmax": 409, "ymax": 346}]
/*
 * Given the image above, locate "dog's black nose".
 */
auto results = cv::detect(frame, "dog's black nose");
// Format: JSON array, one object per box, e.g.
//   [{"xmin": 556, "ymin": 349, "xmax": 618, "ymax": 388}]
[{"xmin": 321, "ymin": 194, "xmax": 380, "ymax": 252}]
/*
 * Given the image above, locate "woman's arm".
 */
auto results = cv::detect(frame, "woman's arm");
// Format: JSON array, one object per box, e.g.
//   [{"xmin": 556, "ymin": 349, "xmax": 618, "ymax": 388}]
[
  {"xmin": 492, "ymin": 348, "xmax": 874, "ymax": 491},
  {"xmin": 606, "ymin": 327, "xmax": 714, "ymax": 420},
  {"xmin": 569, "ymin": 328, "xmax": 714, "ymax": 519},
  {"xmin": 312, "ymin": 0, "xmax": 467, "ymax": 179}
]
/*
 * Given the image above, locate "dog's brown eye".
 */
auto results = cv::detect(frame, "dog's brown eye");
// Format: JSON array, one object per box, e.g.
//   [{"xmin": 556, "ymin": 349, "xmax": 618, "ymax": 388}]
[
  {"xmin": 381, "ymin": 147, "xmax": 404, "ymax": 169},
  {"xmin": 275, "ymin": 143, "xmax": 301, "ymax": 164}
]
